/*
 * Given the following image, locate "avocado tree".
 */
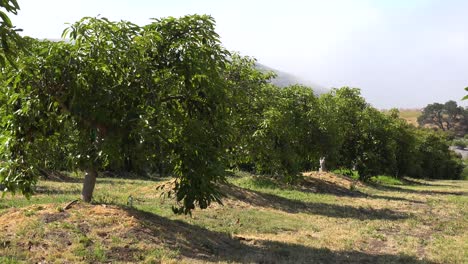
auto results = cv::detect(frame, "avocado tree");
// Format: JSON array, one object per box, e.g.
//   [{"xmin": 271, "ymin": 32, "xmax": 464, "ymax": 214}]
[
  {"xmin": 0, "ymin": 15, "xmax": 231, "ymax": 214},
  {"xmin": 386, "ymin": 109, "xmax": 418, "ymax": 178},
  {"xmin": 249, "ymin": 85, "xmax": 322, "ymax": 181},
  {"xmin": 318, "ymin": 87, "xmax": 368, "ymax": 170},
  {"xmin": 353, "ymin": 107, "xmax": 398, "ymax": 180},
  {"xmin": 224, "ymin": 54, "xmax": 275, "ymax": 171},
  {"xmin": 224, "ymin": 56, "xmax": 326, "ymax": 181},
  {"xmin": 409, "ymin": 129, "xmax": 463, "ymax": 179}
]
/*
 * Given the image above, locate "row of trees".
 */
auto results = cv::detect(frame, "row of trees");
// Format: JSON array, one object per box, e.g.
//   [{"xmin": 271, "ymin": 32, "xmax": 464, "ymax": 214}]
[
  {"xmin": 0, "ymin": 16, "xmax": 463, "ymax": 214},
  {"xmin": 226, "ymin": 67, "xmax": 463, "ymax": 181}
]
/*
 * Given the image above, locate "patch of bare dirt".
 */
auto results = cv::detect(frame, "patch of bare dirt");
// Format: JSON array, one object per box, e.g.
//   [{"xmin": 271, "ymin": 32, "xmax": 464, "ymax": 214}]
[
  {"xmin": 40, "ymin": 171, "xmax": 81, "ymax": 183},
  {"xmin": 108, "ymin": 246, "xmax": 142, "ymax": 262},
  {"xmin": 367, "ymin": 239, "xmax": 387, "ymax": 254},
  {"xmin": 0, "ymin": 203, "xmax": 144, "ymax": 262},
  {"xmin": 41, "ymin": 212, "xmax": 70, "ymax": 223}
]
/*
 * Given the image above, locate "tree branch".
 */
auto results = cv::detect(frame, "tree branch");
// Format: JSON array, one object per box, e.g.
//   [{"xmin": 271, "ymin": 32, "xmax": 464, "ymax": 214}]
[{"xmin": 160, "ymin": 95, "xmax": 186, "ymax": 102}]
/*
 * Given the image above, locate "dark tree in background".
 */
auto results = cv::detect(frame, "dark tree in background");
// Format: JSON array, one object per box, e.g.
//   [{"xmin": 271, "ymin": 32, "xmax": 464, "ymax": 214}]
[{"xmin": 418, "ymin": 100, "xmax": 467, "ymax": 136}]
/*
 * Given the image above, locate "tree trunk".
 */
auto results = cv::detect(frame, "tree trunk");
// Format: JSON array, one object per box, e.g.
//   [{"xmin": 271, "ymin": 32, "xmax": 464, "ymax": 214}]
[
  {"xmin": 159, "ymin": 144, "xmax": 165, "ymax": 177},
  {"xmin": 82, "ymin": 167, "xmax": 97, "ymax": 202},
  {"xmin": 124, "ymin": 156, "xmax": 134, "ymax": 172}
]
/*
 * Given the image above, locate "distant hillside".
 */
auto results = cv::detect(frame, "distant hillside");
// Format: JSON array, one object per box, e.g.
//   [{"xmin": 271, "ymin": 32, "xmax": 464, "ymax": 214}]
[
  {"xmin": 256, "ymin": 63, "xmax": 328, "ymax": 95},
  {"xmin": 398, "ymin": 109, "xmax": 422, "ymax": 126},
  {"xmin": 382, "ymin": 108, "xmax": 422, "ymax": 126}
]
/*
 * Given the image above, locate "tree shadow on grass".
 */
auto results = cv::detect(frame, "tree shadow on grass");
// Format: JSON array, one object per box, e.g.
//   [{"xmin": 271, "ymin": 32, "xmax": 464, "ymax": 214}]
[
  {"xmin": 41, "ymin": 170, "xmax": 164, "ymax": 184},
  {"xmin": 34, "ymin": 186, "xmax": 81, "ymax": 196},
  {"xmin": 369, "ymin": 183, "xmax": 467, "ymax": 196},
  {"xmin": 40, "ymin": 171, "xmax": 82, "ymax": 183},
  {"xmin": 96, "ymin": 175, "xmax": 167, "ymax": 186},
  {"xmin": 242, "ymin": 175, "xmax": 361, "ymax": 197},
  {"xmin": 223, "ymin": 185, "xmax": 408, "ymax": 221},
  {"xmin": 123, "ymin": 207, "xmax": 434, "ymax": 264},
  {"xmin": 366, "ymin": 194, "xmax": 425, "ymax": 204},
  {"xmin": 246, "ymin": 176, "xmax": 423, "ymax": 204},
  {"xmin": 401, "ymin": 178, "xmax": 458, "ymax": 188},
  {"xmin": 304, "ymin": 180, "xmax": 425, "ymax": 204}
]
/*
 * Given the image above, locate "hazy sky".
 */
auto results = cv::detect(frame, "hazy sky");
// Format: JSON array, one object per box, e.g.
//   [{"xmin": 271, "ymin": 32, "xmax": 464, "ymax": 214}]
[{"xmin": 10, "ymin": 0, "xmax": 468, "ymax": 108}]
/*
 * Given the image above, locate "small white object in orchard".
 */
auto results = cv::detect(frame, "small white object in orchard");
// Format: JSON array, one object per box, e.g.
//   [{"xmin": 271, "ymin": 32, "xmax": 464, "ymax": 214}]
[{"xmin": 319, "ymin": 157, "xmax": 326, "ymax": 172}]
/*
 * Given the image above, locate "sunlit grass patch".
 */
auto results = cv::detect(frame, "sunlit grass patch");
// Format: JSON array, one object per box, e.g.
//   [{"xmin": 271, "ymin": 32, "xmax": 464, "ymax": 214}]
[{"xmin": 371, "ymin": 175, "xmax": 404, "ymax": 185}]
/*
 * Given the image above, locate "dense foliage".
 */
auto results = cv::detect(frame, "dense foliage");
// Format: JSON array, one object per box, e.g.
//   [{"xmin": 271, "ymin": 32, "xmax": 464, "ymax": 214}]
[
  {"xmin": 0, "ymin": 15, "xmax": 464, "ymax": 214},
  {"xmin": 1, "ymin": 15, "xmax": 231, "ymax": 213},
  {"xmin": 227, "ymin": 78, "xmax": 463, "ymax": 181}
]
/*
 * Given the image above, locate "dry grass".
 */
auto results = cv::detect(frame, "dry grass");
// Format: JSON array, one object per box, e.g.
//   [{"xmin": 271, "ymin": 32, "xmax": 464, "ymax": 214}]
[
  {"xmin": 382, "ymin": 108, "xmax": 422, "ymax": 126},
  {"xmin": 0, "ymin": 172, "xmax": 467, "ymax": 263}
]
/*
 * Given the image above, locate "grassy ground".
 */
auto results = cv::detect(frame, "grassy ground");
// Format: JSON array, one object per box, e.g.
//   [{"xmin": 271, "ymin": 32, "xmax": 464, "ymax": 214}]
[
  {"xmin": 0, "ymin": 171, "xmax": 466, "ymax": 263},
  {"xmin": 462, "ymin": 166, "xmax": 468, "ymax": 180}
]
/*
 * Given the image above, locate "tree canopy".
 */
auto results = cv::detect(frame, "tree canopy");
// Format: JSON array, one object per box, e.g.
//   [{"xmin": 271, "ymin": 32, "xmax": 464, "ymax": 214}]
[
  {"xmin": 0, "ymin": 15, "xmax": 232, "ymax": 214},
  {"xmin": 418, "ymin": 100, "xmax": 467, "ymax": 135}
]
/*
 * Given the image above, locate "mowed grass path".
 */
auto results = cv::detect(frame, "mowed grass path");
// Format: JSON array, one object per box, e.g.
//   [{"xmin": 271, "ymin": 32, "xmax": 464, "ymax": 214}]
[{"xmin": 0, "ymin": 172, "xmax": 466, "ymax": 263}]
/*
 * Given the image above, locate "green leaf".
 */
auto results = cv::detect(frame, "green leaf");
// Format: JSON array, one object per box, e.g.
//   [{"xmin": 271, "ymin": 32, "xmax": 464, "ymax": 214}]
[{"xmin": 0, "ymin": 10, "xmax": 13, "ymax": 27}]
